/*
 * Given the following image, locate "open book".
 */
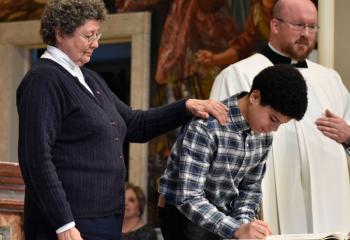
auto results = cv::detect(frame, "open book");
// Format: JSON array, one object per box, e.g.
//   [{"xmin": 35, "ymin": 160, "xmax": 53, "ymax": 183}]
[{"xmin": 266, "ymin": 232, "xmax": 350, "ymax": 240}]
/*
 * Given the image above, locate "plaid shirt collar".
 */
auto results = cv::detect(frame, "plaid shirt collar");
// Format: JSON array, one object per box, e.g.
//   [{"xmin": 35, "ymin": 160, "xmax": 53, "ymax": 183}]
[{"xmin": 224, "ymin": 92, "xmax": 252, "ymax": 134}]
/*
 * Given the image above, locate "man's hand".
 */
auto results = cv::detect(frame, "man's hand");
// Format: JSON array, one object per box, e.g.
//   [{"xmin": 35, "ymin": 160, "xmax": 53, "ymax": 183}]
[
  {"xmin": 196, "ymin": 48, "xmax": 239, "ymax": 67},
  {"xmin": 57, "ymin": 227, "xmax": 83, "ymax": 240},
  {"xmin": 185, "ymin": 99, "xmax": 229, "ymax": 126},
  {"xmin": 315, "ymin": 109, "xmax": 350, "ymax": 143},
  {"xmin": 234, "ymin": 220, "xmax": 272, "ymax": 239}
]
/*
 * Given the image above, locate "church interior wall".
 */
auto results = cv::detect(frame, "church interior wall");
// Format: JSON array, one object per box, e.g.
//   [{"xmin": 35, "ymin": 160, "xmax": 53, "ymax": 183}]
[{"xmin": 334, "ymin": 0, "xmax": 350, "ymax": 91}]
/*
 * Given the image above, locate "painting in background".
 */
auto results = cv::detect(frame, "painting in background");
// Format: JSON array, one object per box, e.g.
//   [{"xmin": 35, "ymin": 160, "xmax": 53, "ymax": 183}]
[
  {"xmin": 0, "ymin": 0, "xmax": 46, "ymax": 21},
  {"xmin": 0, "ymin": 0, "xmax": 116, "ymax": 22}
]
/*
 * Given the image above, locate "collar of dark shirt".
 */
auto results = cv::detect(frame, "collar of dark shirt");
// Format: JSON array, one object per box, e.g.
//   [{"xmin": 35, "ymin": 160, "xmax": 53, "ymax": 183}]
[{"xmin": 259, "ymin": 45, "xmax": 308, "ymax": 68}]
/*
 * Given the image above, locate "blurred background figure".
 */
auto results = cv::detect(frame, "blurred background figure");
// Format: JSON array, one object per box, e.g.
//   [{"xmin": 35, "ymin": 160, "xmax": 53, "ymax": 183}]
[
  {"xmin": 196, "ymin": 0, "xmax": 275, "ymax": 67},
  {"xmin": 153, "ymin": 0, "xmax": 239, "ymax": 99},
  {"xmin": 122, "ymin": 183, "xmax": 158, "ymax": 240},
  {"xmin": 117, "ymin": 0, "xmax": 240, "ymax": 100}
]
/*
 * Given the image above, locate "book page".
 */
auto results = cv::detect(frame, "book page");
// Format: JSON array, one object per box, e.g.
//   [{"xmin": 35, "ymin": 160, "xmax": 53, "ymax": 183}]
[{"xmin": 266, "ymin": 232, "xmax": 350, "ymax": 240}]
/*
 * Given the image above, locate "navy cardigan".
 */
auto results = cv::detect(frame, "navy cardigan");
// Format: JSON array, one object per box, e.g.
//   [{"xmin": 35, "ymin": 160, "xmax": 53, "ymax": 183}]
[{"xmin": 17, "ymin": 59, "xmax": 191, "ymax": 230}]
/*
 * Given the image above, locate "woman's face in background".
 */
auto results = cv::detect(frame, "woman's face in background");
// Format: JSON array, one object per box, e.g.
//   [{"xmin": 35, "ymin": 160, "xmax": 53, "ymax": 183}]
[{"xmin": 124, "ymin": 188, "xmax": 141, "ymax": 219}]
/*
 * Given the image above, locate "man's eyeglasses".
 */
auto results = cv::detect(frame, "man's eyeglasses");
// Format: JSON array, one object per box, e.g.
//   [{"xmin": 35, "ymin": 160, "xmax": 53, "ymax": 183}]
[
  {"xmin": 276, "ymin": 18, "xmax": 319, "ymax": 33},
  {"xmin": 80, "ymin": 33, "xmax": 102, "ymax": 43}
]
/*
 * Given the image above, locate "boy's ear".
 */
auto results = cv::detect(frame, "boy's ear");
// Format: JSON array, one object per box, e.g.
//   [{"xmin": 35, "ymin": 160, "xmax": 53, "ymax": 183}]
[{"xmin": 249, "ymin": 90, "xmax": 261, "ymax": 105}]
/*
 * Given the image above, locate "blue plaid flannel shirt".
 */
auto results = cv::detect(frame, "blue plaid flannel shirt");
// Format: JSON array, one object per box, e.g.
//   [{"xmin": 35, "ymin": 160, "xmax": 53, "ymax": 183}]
[{"xmin": 159, "ymin": 93, "xmax": 273, "ymax": 239}]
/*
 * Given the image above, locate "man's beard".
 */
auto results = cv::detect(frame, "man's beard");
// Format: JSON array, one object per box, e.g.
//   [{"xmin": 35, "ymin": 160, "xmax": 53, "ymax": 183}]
[{"xmin": 284, "ymin": 37, "xmax": 316, "ymax": 61}]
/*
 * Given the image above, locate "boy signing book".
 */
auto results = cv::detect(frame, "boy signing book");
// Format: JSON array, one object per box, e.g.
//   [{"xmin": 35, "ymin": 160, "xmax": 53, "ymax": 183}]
[{"xmin": 158, "ymin": 64, "xmax": 308, "ymax": 240}]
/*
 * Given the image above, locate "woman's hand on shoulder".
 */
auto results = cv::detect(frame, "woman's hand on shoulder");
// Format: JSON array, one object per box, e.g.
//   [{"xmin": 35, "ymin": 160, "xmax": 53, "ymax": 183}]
[{"xmin": 186, "ymin": 99, "xmax": 229, "ymax": 125}]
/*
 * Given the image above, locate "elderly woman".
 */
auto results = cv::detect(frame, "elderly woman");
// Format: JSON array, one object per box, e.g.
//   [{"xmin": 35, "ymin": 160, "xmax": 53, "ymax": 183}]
[{"xmin": 16, "ymin": 0, "xmax": 228, "ymax": 240}]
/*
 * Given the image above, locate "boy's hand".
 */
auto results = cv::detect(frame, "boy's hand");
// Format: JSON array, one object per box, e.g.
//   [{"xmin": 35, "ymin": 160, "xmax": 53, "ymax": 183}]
[{"xmin": 234, "ymin": 219, "xmax": 272, "ymax": 239}]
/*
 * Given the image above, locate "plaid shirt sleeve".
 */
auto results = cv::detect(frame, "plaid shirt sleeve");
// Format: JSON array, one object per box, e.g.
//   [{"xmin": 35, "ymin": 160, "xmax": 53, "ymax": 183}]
[
  {"xmin": 175, "ymin": 121, "xmax": 241, "ymax": 239},
  {"xmin": 232, "ymin": 149, "xmax": 270, "ymax": 223}
]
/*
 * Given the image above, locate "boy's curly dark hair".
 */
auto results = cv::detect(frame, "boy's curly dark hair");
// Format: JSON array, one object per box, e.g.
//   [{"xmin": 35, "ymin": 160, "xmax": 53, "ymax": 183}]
[{"xmin": 250, "ymin": 64, "xmax": 308, "ymax": 120}]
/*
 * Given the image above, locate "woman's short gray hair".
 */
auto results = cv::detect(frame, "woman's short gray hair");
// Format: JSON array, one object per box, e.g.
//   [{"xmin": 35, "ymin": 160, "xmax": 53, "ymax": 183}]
[{"xmin": 40, "ymin": 0, "xmax": 107, "ymax": 46}]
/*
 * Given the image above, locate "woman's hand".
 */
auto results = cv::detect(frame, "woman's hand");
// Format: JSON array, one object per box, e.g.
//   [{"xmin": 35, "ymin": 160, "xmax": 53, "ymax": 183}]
[
  {"xmin": 57, "ymin": 227, "xmax": 83, "ymax": 240},
  {"xmin": 186, "ymin": 99, "xmax": 229, "ymax": 125}
]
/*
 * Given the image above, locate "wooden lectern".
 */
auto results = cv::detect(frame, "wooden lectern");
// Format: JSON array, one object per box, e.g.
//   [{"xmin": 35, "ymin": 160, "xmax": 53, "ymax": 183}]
[{"xmin": 0, "ymin": 162, "xmax": 24, "ymax": 240}]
